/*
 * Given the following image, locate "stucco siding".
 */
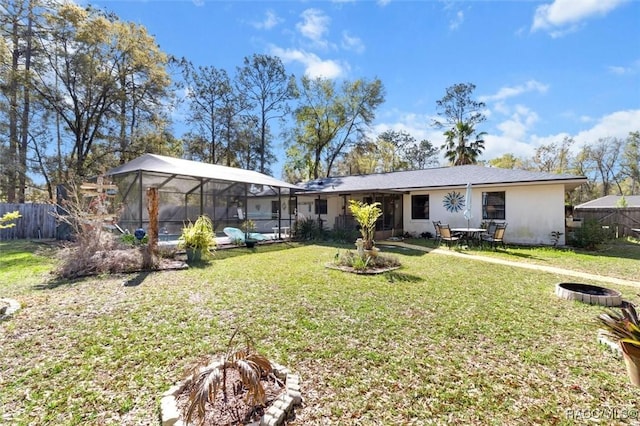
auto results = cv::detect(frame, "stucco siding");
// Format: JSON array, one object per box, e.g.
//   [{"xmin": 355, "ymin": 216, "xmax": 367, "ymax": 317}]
[{"xmin": 403, "ymin": 184, "xmax": 567, "ymax": 245}]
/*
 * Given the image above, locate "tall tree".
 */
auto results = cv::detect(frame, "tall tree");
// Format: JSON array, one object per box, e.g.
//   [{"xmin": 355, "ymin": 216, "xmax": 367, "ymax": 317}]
[
  {"xmin": 586, "ymin": 137, "xmax": 624, "ymax": 196},
  {"xmin": 0, "ymin": 0, "xmax": 38, "ymax": 202},
  {"xmin": 111, "ymin": 20, "xmax": 171, "ymax": 165},
  {"xmin": 620, "ymin": 131, "xmax": 640, "ymax": 195},
  {"xmin": 404, "ymin": 139, "xmax": 440, "ymax": 170},
  {"xmin": 432, "ymin": 83, "xmax": 487, "ymax": 165},
  {"xmin": 178, "ymin": 60, "xmax": 232, "ymax": 164},
  {"xmin": 333, "ymin": 137, "xmax": 380, "ymax": 176},
  {"xmin": 376, "ymin": 130, "xmax": 413, "ymax": 172},
  {"xmin": 32, "ymin": 4, "xmax": 120, "ymax": 179},
  {"xmin": 236, "ymin": 54, "xmax": 296, "ymax": 174},
  {"xmin": 488, "ymin": 153, "xmax": 524, "ymax": 169},
  {"xmin": 529, "ymin": 137, "xmax": 574, "ymax": 173},
  {"xmin": 289, "ymin": 76, "xmax": 384, "ymax": 179}
]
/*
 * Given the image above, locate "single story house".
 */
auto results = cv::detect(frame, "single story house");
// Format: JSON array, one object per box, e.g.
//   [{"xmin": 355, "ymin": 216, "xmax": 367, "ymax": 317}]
[
  {"xmin": 105, "ymin": 154, "xmax": 587, "ymax": 246},
  {"xmin": 289, "ymin": 165, "xmax": 586, "ymax": 246}
]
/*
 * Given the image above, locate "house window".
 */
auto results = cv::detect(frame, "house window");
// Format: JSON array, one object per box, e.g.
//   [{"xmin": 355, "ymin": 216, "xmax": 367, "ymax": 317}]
[
  {"xmin": 271, "ymin": 201, "xmax": 279, "ymax": 219},
  {"xmin": 314, "ymin": 199, "xmax": 327, "ymax": 215},
  {"xmin": 482, "ymin": 191, "xmax": 505, "ymax": 220},
  {"xmin": 411, "ymin": 195, "xmax": 429, "ymax": 219}
]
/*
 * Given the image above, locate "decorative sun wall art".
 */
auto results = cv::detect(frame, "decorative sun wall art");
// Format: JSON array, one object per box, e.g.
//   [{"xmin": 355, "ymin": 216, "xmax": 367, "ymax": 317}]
[{"xmin": 443, "ymin": 191, "xmax": 465, "ymax": 212}]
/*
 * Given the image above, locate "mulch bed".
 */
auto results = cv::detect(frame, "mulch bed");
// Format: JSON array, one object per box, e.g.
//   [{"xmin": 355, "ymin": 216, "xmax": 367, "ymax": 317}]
[{"xmin": 175, "ymin": 369, "xmax": 286, "ymax": 425}]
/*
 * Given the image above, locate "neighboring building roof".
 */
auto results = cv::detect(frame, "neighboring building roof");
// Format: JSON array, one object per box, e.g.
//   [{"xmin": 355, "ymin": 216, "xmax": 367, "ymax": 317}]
[
  {"xmin": 575, "ymin": 195, "xmax": 640, "ymax": 209},
  {"xmin": 106, "ymin": 154, "xmax": 303, "ymax": 190},
  {"xmin": 301, "ymin": 165, "xmax": 587, "ymax": 194}
]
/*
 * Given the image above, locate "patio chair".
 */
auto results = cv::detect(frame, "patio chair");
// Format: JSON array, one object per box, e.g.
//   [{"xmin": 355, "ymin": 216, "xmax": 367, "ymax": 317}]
[
  {"xmin": 438, "ymin": 224, "xmax": 460, "ymax": 248},
  {"xmin": 223, "ymin": 227, "xmax": 269, "ymax": 244},
  {"xmin": 481, "ymin": 222, "xmax": 507, "ymax": 249},
  {"xmin": 480, "ymin": 221, "xmax": 497, "ymax": 239},
  {"xmin": 432, "ymin": 220, "xmax": 442, "ymax": 245}
]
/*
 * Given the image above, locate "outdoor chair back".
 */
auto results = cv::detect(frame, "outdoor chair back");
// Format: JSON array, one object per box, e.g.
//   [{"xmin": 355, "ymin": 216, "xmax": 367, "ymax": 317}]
[
  {"xmin": 432, "ymin": 220, "xmax": 442, "ymax": 244},
  {"xmin": 438, "ymin": 224, "xmax": 460, "ymax": 248},
  {"xmin": 482, "ymin": 222, "xmax": 507, "ymax": 249}
]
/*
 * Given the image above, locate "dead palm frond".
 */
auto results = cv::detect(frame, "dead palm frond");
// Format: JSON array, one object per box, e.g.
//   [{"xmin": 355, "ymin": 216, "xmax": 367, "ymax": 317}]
[
  {"xmin": 183, "ymin": 331, "xmax": 273, "ymax": 425},
  {"xmin": 598, "ymin": 298, "xmax": 640, "ymax": 343}
]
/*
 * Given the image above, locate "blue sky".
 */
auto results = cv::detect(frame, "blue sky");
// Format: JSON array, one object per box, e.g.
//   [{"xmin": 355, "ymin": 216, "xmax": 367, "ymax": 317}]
[{"xmin": 89, "ymin": 0, "xmax": 639, "ymax": 176}]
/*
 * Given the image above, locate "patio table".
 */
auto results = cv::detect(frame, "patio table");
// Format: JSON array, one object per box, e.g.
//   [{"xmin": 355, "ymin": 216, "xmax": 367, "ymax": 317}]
[{"xmin": 451, "ymin": 227, "xmax": 485, "ymax": 246}]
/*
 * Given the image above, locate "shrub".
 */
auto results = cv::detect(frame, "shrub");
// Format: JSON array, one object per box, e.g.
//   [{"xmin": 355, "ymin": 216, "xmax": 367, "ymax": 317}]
[
  {"xmin": 292, "ymin": 217, "xmax": 322, "ymax": 241},
  {"xmin": 327, "ymin": 228, "xmax": 360, "ymax": 244},
  {"xmin": 0, "ymin": 211, "xmax": 21, "ymax": 229},
  {"xmin": 334, "ymin": 250, "xmax": 401, "ymax": 271},
  {"xmin": 570, "ymin": 219, "xmax": 609, "ymax": 249}
]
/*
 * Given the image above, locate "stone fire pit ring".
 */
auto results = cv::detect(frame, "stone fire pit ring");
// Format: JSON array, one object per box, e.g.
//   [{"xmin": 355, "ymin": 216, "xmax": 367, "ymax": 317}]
[{"xmin": 555, "ymin": 282, "xmax": 622, "ymax": 307}]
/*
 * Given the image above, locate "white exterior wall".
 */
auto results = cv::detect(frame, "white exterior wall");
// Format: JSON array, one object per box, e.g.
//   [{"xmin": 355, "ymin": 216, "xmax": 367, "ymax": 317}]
[
  {"xmin": 295, "ymin": 195, "xmax": 343, "ymax": 231},
  {"xmin": 403, "ymin": 183, "xmax": 567, "ymax": 246}
]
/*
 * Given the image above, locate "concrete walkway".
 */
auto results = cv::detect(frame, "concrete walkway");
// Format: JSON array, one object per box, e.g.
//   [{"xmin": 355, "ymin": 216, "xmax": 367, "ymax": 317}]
[{"xmin": 381, "ymin": 240, "xmax": 640, "ymax": 289}]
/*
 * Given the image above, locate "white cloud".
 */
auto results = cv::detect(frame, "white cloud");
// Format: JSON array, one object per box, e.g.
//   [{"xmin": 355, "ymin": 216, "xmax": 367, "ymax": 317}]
[
  {"xmin": 608, "ymin": 59, "xmax": 640, "ymax": 75},
  {"xmin": 481, "ymin": 80, "xmax": 549, "ymax": 103},
  {"xmin": 449, "ymin": 10, "xmax": 464, "ymax": 31},
  {"xmin": 341, "ymin": 31, "xmax": 365, "ymax": 54},
  {"xmin": 269, "ymin": 46, "xmax": 345, "ymax": 79},
  {"xmin": 377, "ymin": 0, "xmax": 392, "ymax": 6},
  {"xmin": 572, "ymin": 109, "xmax": 640, "ymax": 146},
  {"xmin": 375, "ymin": 105, "xmax": 640, "ymax": 166},
  {"xmin": 496, "ymin": 105, "xmax": 539, "ymax": 140},
  {"xmin": 297, "ymin": 8, "xmax": 331, "ymax": 48},
  {"xmin": 252, "ymin": 10, "xmax": 282, "ymax": 30},
  {"xmin": 532, "ymin": 0, "xmax": 628, "ymax": 34}
]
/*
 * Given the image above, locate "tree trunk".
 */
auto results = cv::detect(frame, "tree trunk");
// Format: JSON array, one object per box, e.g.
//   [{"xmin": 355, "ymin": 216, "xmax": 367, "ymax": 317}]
[{"xmin": 18, "ymin": 11, "xmax": 34, "ymax": 203}]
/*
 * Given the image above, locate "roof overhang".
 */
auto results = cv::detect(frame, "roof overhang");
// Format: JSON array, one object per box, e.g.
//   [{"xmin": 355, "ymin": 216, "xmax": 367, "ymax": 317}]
[{"xmin": 106, "ymin": 154, "xmax": 304, "ymax": 191}]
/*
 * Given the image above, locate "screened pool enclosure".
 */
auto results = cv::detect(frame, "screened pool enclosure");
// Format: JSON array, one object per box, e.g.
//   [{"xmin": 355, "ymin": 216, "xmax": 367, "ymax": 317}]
[{"xmin": 106, "ymin": 154, "xmax": 302, "ymax": 238}]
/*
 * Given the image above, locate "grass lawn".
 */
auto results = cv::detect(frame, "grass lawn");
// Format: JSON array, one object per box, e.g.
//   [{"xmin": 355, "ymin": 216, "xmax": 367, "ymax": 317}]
[
  {"xmin": 405, "ymin": 237, "xmax": 640, "ymax": 282},
  {"xmin": 2, "ymin": 239, "xmax": 640, "ymax": 425}
]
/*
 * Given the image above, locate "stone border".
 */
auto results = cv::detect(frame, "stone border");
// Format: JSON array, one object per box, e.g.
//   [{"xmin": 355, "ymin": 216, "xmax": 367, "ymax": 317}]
[
  {"xmin": 0, "ymin": 298, "xmax": 21, "ymax": 320},
  {"xmin": 160, "ymin": 362, "xmax": 301, "ymax": 426},
  {"xmin": 555, "ymin": 282, "xmax": 622, "ymax": 307}
]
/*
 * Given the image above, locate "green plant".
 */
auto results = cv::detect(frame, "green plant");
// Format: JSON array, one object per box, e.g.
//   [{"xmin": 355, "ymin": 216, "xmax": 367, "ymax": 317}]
[
  {"xmin": 241, "ymin": 219, "xmax": 256, "ymax": 238},
  {"xmin": 182, "ymin": 329, "xmax": 273, "ymax": 425},
  {"xmin": 335, "ymin": 249, "xmax": 401, "ymax": 271},
  {"xmin": 0, "ymin": 210, "xmax": 21, "ymax": 229},
  {"xmin": 598, "ymin": 299, "xmax": 640, "ymax": 346},
  {"xmin": 348, "ymin": 200, "xmax": 382, "ymax": 250},
  {"xmin": 570, "ymin": 219, "xmax": 608, "ymax": 249},
  {"xmin": 120, "ymin": 233, "xmax": 148, "ymax": 245},
  {"xmin": 292, "ymin": 217, "xmax": 321, "ymax": 241},
  {"xmin": 178, "ymin": 215, "xmax": 216, "ymax": 253},
  {"xmin": 550, "ymin": 230, "xmax": 563, "ymax": 247}
]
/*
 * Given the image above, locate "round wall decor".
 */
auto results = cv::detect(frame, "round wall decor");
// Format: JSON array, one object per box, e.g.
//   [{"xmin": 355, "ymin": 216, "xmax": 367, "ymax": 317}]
[{"xmin": 443, "ymin": 191, "xmax": 465, "ymax": 212}]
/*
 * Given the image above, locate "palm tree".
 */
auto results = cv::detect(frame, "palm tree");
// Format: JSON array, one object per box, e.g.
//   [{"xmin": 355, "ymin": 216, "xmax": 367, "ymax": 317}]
[{"xmin": 442, "ymin": 122, "xmax": 487, "ymax": 165}]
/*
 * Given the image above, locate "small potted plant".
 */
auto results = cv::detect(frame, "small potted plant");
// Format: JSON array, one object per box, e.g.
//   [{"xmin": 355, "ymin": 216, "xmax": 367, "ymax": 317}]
[
  {"xmin": 178, "ymin": 215, "xmax": 216, "ymax": 262},
  {"xmin": 241, "ymin": 219, "xmax": 258, "ymax": 248},
  {"xmin": 348, "ymin": 200, "xmax": 382, "ymax": 258},
  {"xmin": 598, "ymin": 298, "xmax": 640, "ymax": 387}
]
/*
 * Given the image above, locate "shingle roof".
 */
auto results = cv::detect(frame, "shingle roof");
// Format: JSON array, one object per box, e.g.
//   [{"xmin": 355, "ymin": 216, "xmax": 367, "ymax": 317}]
[
  {"xmin": 576, "ymin": 195, "xmax": 640, "ymax": 209},
  {"xmin": 106, "ymin": 154, "xmax": 303, "ymax": 190},
  {"xmin": 301, "ymin": 165, "xmax": 586, "ymax": 194}
]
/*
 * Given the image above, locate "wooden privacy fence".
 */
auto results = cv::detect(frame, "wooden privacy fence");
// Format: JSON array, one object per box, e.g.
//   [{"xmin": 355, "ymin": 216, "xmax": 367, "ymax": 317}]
[
  {"xmin": 0, "ymin": 203, "xmax": 57, "ymax": 240},
  {"xmin": 574, "ymin": 208, "xmax": 640, "ymax": 237}
]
